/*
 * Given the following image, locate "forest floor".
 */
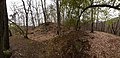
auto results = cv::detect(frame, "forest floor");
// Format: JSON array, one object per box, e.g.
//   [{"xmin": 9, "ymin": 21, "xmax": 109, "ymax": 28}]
[{"xmin": 9, "ymin": 23, "xmax": 120, "ymax": 58}]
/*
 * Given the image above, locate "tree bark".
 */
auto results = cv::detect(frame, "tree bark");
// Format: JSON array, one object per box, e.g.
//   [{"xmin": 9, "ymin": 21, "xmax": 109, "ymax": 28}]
[
  {"xmin": 30, "ymin": 7, "xmax": 35, "ymax": 29},
  {"xmin": 41, "ymin": 0, "xmax": 47, "ymax": 32},
  {"xmin": 56, "ymin": 0, "xmax": 61, "ymax": 35},
  {"xmin": 9, "ymin": 29, "xmax": 12, "ymax": 37},
  {"xmin": 8, "ymin": 19, "xmax": 25, "ymax": 37},
  {"xmin": 21, "ymin": 0, "xmax": 30, "ymax": 39},
  {"xmin": 0, "ymin": 0, "xmax": 11, "ymax": 58},
  {"xmin": 91, "ymin": 8, "xmax": 94, "ymax": 33},
  {"xmin": 90, "ymin": 0, "xmax": 94, "ymax": 33},
  {"xmin": 0, "ymin": 1, "xmax": 5, "ymax": 57}
]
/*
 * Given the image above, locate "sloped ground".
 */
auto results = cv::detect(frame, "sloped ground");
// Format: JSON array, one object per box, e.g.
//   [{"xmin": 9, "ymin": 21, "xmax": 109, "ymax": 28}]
[
  {"xmin": 87, "ymin": 31, "xmax": 120, "ymax": 58},
  {"xmin": 10, "ymin": 35, "xmax": 47, "ymax": 58},
  {"xmin": 28, "ymin": 22, "xmax": 57, "ymax": 42},
  {"xmin": 45, "ymin": 31, "xmax": 120, "ymax": 58},
  {"xmin": 44, "ymin": 30, "xmax": 91, "ymax": 58},
  {"xmin": 28, "ymin": 22, "xmax": 73, "ymax": 42},
  {"xmin": 10, "ymin": 26, "xmax": 120, "ymax": 58},
  {"xmin": 10, "ymin": 30, "xmax": 90, "ymax": 58}
]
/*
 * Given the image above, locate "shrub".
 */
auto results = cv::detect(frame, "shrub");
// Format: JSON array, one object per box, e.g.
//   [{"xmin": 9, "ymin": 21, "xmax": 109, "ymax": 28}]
[{"xmin": 63, "ymin": 18, "xmax": 76, "ymax": 28}]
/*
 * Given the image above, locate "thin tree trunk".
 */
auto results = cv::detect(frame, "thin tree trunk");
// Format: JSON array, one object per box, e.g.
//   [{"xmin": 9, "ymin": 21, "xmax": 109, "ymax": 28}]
[
  {"xmin": 96, "ymin": 7, "xmax": 99, "ymax": 31},
  {"xmin": 56, "ymin": 0, "xmax": 61, "ymax": 35},
  {"xmin": 41, "ymin": 0, "xmax": 47, "ymax": 32},
  {"xmin": 22, "ymin": 15, "xmax": 26, "ymax": 29},
  {"xmin": 91, "ymin": 10, "xmax": 94, "ymax": 32},
  {"xmin": 91, "ymin": 0, "xmax": 94, "ymax": 33},
  {"xmin": 34, "ymin": 0, "xmax": 40, "ymax": 26},
  {"xmin": 21, "ymin": 0, "xmax": 30, "ymax": 39},
  {"xmin": 8, "ymin": 19, "xmax": 25, "ymax": 37},
  {"xmin": 111, "ymin": 23, "xmax": 116, "ymax": 34},
  {"xmin": 25, "ymin": 13, "xmax": 29, "ymax": 38},
  {"xmin": 36, "ymin": 9, "xmax": 40, "ymax": 26},
  {"xmin": 30, "ymin": 7, "xmax": 35, "ymax": 29},
  {"xmin": 114, "ymin": 20, "xmax": 119, "ymax": 35},
  {"xmin": 9, "ymin": 29, "xmax": 12, "ymax": 37}
]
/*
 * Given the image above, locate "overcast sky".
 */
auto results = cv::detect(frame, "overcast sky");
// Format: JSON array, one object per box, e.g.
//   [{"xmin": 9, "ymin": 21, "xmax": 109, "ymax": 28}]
[
  {"xmin": 6, "ymin": 0, "xmax": 52, "ymax": 16},
  {"xmin": 6, "ymin": 0, "xmax": 120, "ymax": 18}
]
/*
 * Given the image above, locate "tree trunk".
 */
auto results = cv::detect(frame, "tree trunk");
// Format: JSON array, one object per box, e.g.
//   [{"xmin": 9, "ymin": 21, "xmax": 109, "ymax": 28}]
[
  {"xmin": 96, "ymin": 7, "xmax": 99, "ymax": 31},
  {"xmin": 25, "ymin": 13, "xmax": 29, "ymax": 39},
  {"xmin": 56, "ymin": 0, "xmax": 61, "ymax": 35},
  {"xmin": 41, "ymin": 0, "xmax": 47, "ymax": 32},
  {"xmin": 0, "ymin": 0, "xmax": 11, "ymax": 58},
  {"xmin": 9, "ymin": 29, "xmax": 12, "ymax": 37},
  {"xmin": 91, "ymin": 0, "xmax": 94, "ymax": 33},
  {"xmin": 30, "ymin": 7, "xmax": 35, "ymax": 29},
  {"xmin": 36, "ymin": 8, "xmax": 40, "ymax": 26},
  {"xmin": 8, "ymin": 19, "xmax": 25, "ymax": 37},
  {"xmin": 0, "ymin": 1, "xmax": 5, "ymax": 57},
  {"xmin": 21, "ymin": 0, "xmax": 29, "ymax": 39}
]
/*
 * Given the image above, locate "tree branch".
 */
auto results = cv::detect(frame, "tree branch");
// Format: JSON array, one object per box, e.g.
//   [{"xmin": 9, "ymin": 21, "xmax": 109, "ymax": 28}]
[
  {"xmin": 8, "ymin": 19, "xmax": 25, "ymax": 36},
  {"xmin": 76, "ymin": 4, "xmax": 120, "ymax": 30}
]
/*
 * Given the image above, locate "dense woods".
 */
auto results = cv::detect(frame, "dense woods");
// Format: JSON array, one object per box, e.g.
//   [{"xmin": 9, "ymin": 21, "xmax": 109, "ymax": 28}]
[{"xmin": 0, "ymin": 0, "xmax": 120, "ymax": 58}]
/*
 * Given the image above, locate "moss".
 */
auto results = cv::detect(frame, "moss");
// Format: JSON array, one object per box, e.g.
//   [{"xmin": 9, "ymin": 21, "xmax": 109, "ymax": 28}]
[{"xmin": 3, "ymin": 50, "xmax": 12, "ymax": 58}]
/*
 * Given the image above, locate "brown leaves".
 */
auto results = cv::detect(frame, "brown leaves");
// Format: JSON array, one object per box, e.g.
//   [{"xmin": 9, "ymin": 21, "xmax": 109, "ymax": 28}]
[{"xmin": 88, "ymin": 31, "xmax": 120, "ymax": 58}]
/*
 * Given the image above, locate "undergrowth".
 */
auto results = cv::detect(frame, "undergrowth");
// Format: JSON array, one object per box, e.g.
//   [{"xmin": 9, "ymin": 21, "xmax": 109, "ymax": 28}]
[{"xmin": 45, "ymin": 30, "xmax": 91, "ymax": 58}]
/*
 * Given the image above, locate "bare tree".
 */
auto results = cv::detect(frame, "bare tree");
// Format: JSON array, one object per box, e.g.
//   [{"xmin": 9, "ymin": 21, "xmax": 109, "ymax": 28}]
[
  {"xmin": 33, "ymin": 0, "xmax": 41, "ymax": 26},
  {"xmin": 41, "ymin": 0, "xmax": 47, "ymax": 32},
  {"xmin": 21, "ymin": 0, "xmax": 31, "ymax": 39},
  {"xmin": 30, "ymin": 0, "xmax": 35, "ymax": 29}
]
